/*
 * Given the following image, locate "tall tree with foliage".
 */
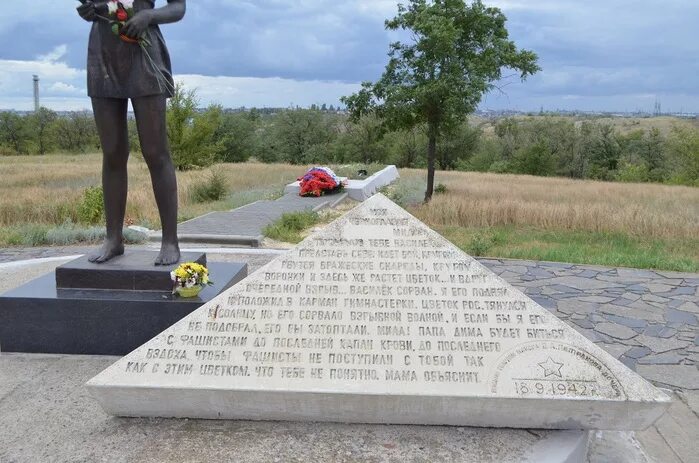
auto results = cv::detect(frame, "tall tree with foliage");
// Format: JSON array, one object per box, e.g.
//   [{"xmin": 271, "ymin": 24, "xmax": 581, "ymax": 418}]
[
  {"xmin": 342, "ymin": 0, "xmax": 540, "ymax": 201},
  {"xmin": 166, "ymin": 83, "xmax": 221, "ymax": 170},
  {"xmin": 0, "ymin": 111, "xmax": 30, "ymax": 154},
  {"xmin": 27, "ymin": 107, "xmax": 57, "ymax": 155}
]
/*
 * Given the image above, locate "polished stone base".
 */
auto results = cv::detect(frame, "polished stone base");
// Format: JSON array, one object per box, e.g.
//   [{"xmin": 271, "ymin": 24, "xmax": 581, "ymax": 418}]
[
  {"xmin": 0, "ymin": 261, "xmax": 246, "ymax": 355},
  {"xmin": 55, "ymin": 252, "xmax": 207, "ymax": 291}
]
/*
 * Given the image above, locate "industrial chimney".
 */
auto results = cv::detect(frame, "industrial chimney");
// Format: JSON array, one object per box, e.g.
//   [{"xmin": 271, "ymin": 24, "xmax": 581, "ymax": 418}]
[{"xmin": 33, "ymin": 75, "xmax": 40, "ymax": 112}]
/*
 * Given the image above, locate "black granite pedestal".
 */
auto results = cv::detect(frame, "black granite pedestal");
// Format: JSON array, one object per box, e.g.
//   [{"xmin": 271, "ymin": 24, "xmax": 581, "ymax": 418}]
[
  {"xmin": 0, "ymin": 253, "xmax": 247, "ymax": 355},
  {"xmin": 55, "ymin": 252, "xmax": 208, "ymax": 291}
]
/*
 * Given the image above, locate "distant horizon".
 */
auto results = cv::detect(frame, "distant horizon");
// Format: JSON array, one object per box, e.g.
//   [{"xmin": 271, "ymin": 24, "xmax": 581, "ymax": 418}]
[
  {"xmin": 4, "ymin": 102, "xmax": 697, "ymax": 118},
  {"xmin": 2, "ymin": 1, "xmax": 698, "ymax": 113}
]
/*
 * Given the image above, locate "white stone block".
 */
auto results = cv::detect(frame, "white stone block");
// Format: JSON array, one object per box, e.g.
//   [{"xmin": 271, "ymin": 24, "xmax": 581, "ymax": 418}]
[
  {"xmin": 88, "ymin": 195, "xmax": 670, "ymax": 430},
  {"xmin": 284, "ymin": 165, "xmax": 399, "ymax": 201}
]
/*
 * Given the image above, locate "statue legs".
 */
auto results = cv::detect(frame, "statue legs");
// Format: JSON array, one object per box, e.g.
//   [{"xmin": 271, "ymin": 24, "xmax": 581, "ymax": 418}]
[
  {"xmin": 89, "ymin": 97, "xmax": 128, "ymax": 263},
  {"xmin": 132, "ymin": 94, "xmax": 180, "ymax": 266},
  {"xmin": 89, "ymin": 95, "xmax": 180, "ymax": 266}
]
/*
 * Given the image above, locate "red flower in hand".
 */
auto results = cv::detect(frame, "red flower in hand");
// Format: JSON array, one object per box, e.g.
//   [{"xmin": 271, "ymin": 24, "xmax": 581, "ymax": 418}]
[{"xmin": 116, "ymin": 8, "xmax": 128, "ymax": 22}]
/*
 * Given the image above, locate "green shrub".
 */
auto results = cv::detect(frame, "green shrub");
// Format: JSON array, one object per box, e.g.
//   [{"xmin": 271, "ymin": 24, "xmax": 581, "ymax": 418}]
[
  {"xmin": 190, "ymin": 171, "xmax": 228, "ymax": 203},
  {"xmin": 77, "ymin": 186, "xmax": 104, "ymax": 224},
  {"xmin": 434, "ymin": 183, "xmax": 448, "ymax": 194},
  {"xmin": 511, "ymin": 143, "xmax": 557, "ymax": 176},
  {"xmin": 468, "ymin": 232, "xmax": 494, "ymax": 257},
  {"xmin": 616, "ymin": 162, "xmax": 649, "ymax": 183},
  {"xmin": 464, "ymin": 140, "xmax": 501, "ymax": 172},
  {"xmin": 488, "ymin": 160, "xmax": 511, "ymax": 174},
  {"xmin": 263, "ymin": 211, "xmax": 320, "ymax": 243},
  {"xmin": 167, "ymin": 85, "xmax": 221, "ymax": 170}
]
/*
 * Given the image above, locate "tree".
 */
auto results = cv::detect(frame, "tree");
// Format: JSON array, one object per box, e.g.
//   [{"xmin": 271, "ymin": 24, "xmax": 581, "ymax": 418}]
[
  {"xmin": 27, "ymin": 107, "xmax": 57, "ymax": 154},
  {"xmin": 436, "ymin": 121, "xmax": 481, "ymax": 170},
  {"xmin": 0, "ymin": 111, "xmax": 30, "ymax": 154},
  {"xmin": 666, "ymin": 127, "xmax": 699, "ymax": 186},
  {"xmin": 214, "ymin": 112, "xmax": 257, "ymax": 163},
  {"xmin": 586, "ymin": 123, "xmax": 621, "ymax": 180},
  {"xmin": 52, "ymin": 112, "xmax": 98, "ymax": 153},
  {"xmin": 272, "ymin": 108, "xmax": 332, "ymax": 164},
  {"xmin": 166, "ymin": 83, "xmax": 221, "ymax": 170},
  {"xmin": 342, "ymin": 0, "xmax": 539, "ymax": 201},
  {"xmin": 342, "ymin": 114, "xmax": 388, "ymax": 164}
]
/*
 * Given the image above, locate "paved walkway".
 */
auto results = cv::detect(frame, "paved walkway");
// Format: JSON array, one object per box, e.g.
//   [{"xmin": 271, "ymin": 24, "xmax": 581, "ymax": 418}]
[
  {"xmin": 481, "ymin": 258, "xmax": 699, "ymax": 463},
  {"xmin": 174, "ymin": 192, "xmax": 348, "ymax": 246},
  {"xmin": 0, "ymin": 251, "xmax": 697, "ymax": 461}
]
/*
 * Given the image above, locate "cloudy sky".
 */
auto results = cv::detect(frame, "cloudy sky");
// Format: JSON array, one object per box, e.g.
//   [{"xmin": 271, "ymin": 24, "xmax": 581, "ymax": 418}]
[{"xmin": 1, "ymin": 0, "xmax": 698, "ymax": 112}]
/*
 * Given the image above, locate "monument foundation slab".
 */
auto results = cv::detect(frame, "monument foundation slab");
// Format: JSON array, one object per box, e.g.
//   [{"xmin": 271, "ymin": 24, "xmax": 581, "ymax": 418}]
[{"xmin": 87, "ymin": 195, "xmax": 670, "ymax": 430}]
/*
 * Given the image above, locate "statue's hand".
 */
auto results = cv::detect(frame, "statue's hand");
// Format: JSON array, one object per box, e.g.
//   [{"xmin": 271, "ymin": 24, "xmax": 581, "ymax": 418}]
[
  {"xmin": 77, "ymin": 1, "xmax": 108, "ymax": 22},
  {"xmin": 77, "ymin": 1, "xmax": 97, "ymax": 21},
  {"xmin": 121, "ymin": 10, "xmax": 153, "ymax": 38}
]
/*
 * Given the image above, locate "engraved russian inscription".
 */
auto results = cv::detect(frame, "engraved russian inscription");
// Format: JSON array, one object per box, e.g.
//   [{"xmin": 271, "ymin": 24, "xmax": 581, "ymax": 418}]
[{"xmin": 89, "ymin": 194, "xmax": 671, "ymax": 430}]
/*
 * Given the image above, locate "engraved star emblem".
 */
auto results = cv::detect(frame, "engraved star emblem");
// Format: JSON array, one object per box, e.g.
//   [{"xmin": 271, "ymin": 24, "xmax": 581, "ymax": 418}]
[{"xmin": 538, "ymin": 357, "xmax": 564, "ymax": 378}]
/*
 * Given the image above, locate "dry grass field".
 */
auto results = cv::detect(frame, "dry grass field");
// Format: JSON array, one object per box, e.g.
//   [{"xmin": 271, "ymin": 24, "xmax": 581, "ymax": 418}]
[
  {"xmin": 1, "ymin": 154, "xmax": 697, "ymax": 270},
  {"xmin": 0, "ymin": 154, "xmax": 300, "ymax": 228},
  {"xmin": 386, "ymin": 170, "xmax": 699, "ymax": 271},
  {"xmin": 403, "ymin": 170, "xmax": 699, "ymax": 240}
]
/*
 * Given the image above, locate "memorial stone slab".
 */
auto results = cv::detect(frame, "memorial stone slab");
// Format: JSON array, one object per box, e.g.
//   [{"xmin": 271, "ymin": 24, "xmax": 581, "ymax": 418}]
[
  {"xmin": 55, "ymin": 252, "xmax": 207, "ymax": 291},
  {"xmin": 88, "ymin": 194, "xmax": 670, "ymax": 430}
]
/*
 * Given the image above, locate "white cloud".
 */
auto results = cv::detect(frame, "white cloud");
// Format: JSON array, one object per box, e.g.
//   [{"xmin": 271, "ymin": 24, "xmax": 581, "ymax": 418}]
[
  {"xmin": 0, "ymin": 50, "xmax": 361, "ymax": 110},
  {"xmin": 37, "ymin": 44, "xmax": 68, "ymax": 62},
  {"xmin": 1, "ymin": 0, "xmax": 699, "ymax": 112},
  {"xmin": 176, "ymin": 74, "xmax": 360, "ymax": 108},
  {"xmin": 0, "ymin": 47, "xmax": 85, "ymax": 110},
  {"xmin": 488, "ymin": 0, "xmax": 570, "ymax": 12},
  {"xmin": 48, "ymin": 81, "xmax": 83, "ymax": 95},
  {"xmin": 355, "ymin": 0, "xmax": 397, "ymax": 16}
]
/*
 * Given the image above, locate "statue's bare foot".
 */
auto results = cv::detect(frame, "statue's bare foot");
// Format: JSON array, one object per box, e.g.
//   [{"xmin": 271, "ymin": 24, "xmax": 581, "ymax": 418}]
[
  {"xmin": 155, "ymin": 242, "xmax": 180, "ymax": 266},
  {"xmin": 88, "ymin": 240, "xmax": 124, "ymax": 263}
]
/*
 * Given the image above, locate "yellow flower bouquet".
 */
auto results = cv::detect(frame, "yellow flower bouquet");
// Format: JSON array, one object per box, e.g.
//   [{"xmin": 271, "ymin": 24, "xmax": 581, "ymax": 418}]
[{"xmin": 170, "ymin": 262, "xmax": 213, "ymax": 297}]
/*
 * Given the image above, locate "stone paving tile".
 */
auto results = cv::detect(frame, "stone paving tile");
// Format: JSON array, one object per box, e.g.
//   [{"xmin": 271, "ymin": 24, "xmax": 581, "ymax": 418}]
[
  {"xmin": 637, "ymin": 352, "xmax": 685, "ymax": 365},
  {"xmin": 595, "ymin": 323, "xmax": 638, "ymax": 340},
  {"xmin": 636, "ymin": 365, "xmax": 699, "ymax": 390},
  {"xmin": 625, "ymin": 347, "xmax": 652, "ymax": 359},
  {"xmin": 603, "ymin": 314, "xmax": 648, "ymax": 329},
  {"xmin": 648, "ymin": 392, "xmax": 699, "ymax": 463},
  {"xmin": 667, "ymin": 309, "xmax": 699, "ymax": 325},
  {"xmin": 556, "ymin": 300, "xmax": 600, "ymax": 315},
  {"xmin": 636, "ymin": 425, "xmax": 684, "ymax": 463},
  {"xmin": 597, "ymin": 343, "xmax": 630, "ymax": 359},
  {"xmin": 644, "ymin": 325, "xmax": 678, "ymax": 339},
  {"xmin": 544, "ymin": 276, "xmax": 625, "ymax": 290},
  {"xmin": 677, "ymin": 302, "xmax": 699, "ymax": 314},
  {"xmin": 678, "ymin": 390, "xmax": 699, "ymax": 417},
  {"xmin": 635, "ymin": 335, "xmax": 691, "ymax": 354}
]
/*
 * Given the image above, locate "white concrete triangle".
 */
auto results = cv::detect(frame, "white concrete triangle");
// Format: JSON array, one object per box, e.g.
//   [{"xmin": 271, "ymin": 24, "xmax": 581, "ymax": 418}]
[{"xmin": 88, "ymin": 194, "xmax": 670, "ymax": 430}]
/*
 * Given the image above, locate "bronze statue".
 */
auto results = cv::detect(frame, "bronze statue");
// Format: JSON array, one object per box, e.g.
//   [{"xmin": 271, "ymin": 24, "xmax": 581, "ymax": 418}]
[{"xmin": 77, "ymin": 0, "xmax": 186, "ymax": 265}]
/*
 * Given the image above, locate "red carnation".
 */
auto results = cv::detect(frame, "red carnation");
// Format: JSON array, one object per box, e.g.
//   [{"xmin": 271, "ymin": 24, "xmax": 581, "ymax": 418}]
[{"xmin": 116, "ymin": 8, "xmax": 128, "ymax": 21}]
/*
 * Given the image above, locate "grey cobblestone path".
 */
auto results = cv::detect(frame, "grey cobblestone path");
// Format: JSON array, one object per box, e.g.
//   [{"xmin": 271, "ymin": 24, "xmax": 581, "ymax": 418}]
[
  {"xmin": 479, "ymin": 258, "xmax": 698, "ymax": 463},
  {"xmin": 176, "ymin": 193, "xmax": 347, "ymax": 243}
]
